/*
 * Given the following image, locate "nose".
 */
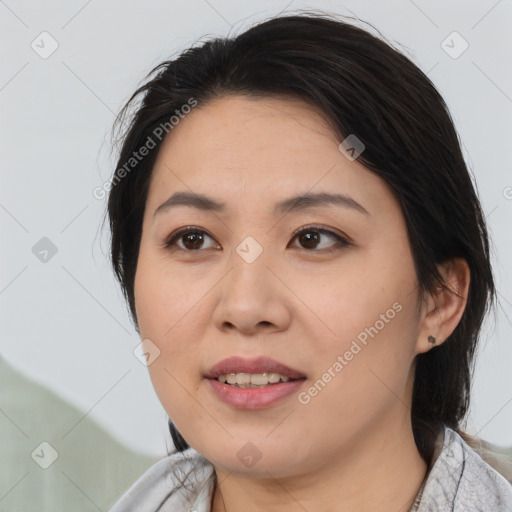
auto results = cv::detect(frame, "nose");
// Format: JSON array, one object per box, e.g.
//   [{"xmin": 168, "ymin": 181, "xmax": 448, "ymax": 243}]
[{"xmin": 211, "ymin": 246, "xmax": 292, "ymax": 336}]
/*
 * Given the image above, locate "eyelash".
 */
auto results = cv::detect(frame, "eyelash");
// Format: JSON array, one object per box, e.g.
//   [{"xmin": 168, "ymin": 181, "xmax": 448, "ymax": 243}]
[{"xmin": 162, "ymin": 224, "xmax": 351, "ymax": 254}]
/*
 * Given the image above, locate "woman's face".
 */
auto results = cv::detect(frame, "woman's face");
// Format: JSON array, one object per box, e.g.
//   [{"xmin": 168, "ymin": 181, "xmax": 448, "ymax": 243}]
[{"xmin": 134, "ymin": 95, "xmax": 428, "ymax": 477}]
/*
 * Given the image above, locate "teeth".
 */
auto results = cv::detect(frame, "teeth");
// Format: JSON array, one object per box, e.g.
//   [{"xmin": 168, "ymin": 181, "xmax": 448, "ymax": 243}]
[
  {"xmin": 226, "ymin": 374, "xmax": 237, "ymax": 385},
  {"xmin": 236, "ymin": 373, "xmax": 251, "ymax": 385},
  {"xmin": 267, "ymin": 373, "xmax": 281, "ymax": 384},
  {"xmin": 216, "ymin": 372, "xmax": 293, "ymax": 387},
  {"xmin": 251, "ymin": 373, "xmax": 274, "ymax": 385}
]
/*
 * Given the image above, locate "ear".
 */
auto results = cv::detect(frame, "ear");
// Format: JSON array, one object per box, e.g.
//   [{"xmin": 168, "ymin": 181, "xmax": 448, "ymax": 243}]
[{"xmin": 416, "ymin": 257, "xmax": 470, "ymax": 354}]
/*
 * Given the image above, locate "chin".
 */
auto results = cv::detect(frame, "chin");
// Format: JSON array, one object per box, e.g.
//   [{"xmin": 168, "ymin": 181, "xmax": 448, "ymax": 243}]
[{"xmin": 203, "ymin": 443, "xmax": 303, "ymax": 478}]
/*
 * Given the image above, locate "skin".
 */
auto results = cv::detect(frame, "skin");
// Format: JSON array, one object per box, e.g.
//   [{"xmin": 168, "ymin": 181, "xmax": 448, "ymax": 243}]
[{"xmin": 134, "ymin": 95, "xmax": 470, "ymax": 512}]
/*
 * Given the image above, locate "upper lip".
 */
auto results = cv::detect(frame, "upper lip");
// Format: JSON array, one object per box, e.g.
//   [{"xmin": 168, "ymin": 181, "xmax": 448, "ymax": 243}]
[{"xmin": 205, "ymin": 356, "xmax": 307, "ymax": 380}]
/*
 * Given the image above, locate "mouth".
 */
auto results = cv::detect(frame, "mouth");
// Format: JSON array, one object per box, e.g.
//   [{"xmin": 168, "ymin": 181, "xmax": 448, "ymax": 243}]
[
  {"xmin": 214, "ymin": 372, "xmax": 303, "ymax": 388},
  {"xmin": 205, "ymin": 355, "xmax": 307, "ymax": 382},
  {"xmin": 204, "ymin": 356, "xmax": 307, "ymax": 409}
]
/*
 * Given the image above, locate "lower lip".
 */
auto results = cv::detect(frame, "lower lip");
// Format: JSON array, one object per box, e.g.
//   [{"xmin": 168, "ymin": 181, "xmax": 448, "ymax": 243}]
[{"xmin": 206, "ymin": 378, "xmax": 306, "ymax": 409}]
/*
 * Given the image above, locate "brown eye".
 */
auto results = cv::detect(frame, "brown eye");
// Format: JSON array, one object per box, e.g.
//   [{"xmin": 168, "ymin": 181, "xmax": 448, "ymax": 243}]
[
  {"xmin": 297, "ymin": 231, "xmax": 321, "ymax": 249},
  {"xmin": 163, "ymin": 227, "xmax": 218, "ymax": 251},
  {"xmin": 289, "ymin": 225, "xmax": 350, "ymax": 252},
  {"xmin": 163, "ymin": 224, "xmax": 350, "ymax": 254},
  {"xmin": 180, "ymin": 231, "xmax": 205, "ymax": 250}
]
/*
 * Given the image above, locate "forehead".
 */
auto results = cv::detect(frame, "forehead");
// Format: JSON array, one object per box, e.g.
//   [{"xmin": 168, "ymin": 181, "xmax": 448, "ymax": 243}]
[
  {"xmin": 159, "ymin": 94, "xmax": 342, "ymax": 161},
  {"xmin": 146, "ymin": 95, "xmax": 397, "ymax": 220}
]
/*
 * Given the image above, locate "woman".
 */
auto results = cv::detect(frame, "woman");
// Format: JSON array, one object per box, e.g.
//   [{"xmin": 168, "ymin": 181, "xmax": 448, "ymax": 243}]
[{"xmin": 105, "ymin": 11, "xmax": 512, "ymax": 512}]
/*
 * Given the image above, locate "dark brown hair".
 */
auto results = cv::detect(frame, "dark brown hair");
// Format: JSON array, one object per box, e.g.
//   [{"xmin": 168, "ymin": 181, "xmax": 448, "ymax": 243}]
[{"xmin": 105, "ymin": 11, "xmax": 496, "ymax": 472}]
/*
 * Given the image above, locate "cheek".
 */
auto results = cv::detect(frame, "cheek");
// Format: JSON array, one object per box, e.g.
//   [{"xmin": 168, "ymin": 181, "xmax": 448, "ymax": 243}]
[
  {"xmin": 297, "ymin": 303, "xmax": 419, "ymax": 442},
  {"xmin": 134, "ymin": 244, "xmax": 203, "ymax": 340},
  {"xmin": 289, "ymin": 254, "xmax": 412, "ymax": 350},
  {"xmin": 134, "ymin": 252, "xmax": 200, "ymax": 407},
  {"xmin": 141, "ymin": 323, "xmax": 205, "ymax": 442},
  {"xmin": 293, "ymin": 251, "xmax": 419, "ymax": 408},
  {"xmin": 135, "ymin": 265, "xmax": 202, "ymax": 372}
]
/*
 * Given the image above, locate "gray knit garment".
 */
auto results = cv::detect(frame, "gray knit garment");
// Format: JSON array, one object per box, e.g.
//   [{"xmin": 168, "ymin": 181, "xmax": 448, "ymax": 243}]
[{"xmin": 108, "ymin": 427, "xmax": 512, "ymax": 512}]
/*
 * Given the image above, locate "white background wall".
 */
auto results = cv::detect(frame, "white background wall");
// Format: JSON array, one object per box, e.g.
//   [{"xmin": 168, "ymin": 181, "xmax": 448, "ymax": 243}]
[{"xmin": 1, "ymin": 0, "xmax": 511, "ymax": 457}]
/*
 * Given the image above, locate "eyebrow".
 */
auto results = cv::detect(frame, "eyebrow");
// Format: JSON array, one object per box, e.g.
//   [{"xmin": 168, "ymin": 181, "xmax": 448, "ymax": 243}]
[{"xmin": 153, "ymin": 191, "xmax": 370, "ymax": 219}]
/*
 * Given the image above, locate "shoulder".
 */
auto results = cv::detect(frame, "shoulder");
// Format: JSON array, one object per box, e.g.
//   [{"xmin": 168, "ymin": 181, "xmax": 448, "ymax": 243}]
[
  {"xmin": 418, "ymin": 427, "xmax": 512, "ymax": 512},
  {"xmin": 107, "ymin": 448, "xmax": 215, "ymax": 512}
]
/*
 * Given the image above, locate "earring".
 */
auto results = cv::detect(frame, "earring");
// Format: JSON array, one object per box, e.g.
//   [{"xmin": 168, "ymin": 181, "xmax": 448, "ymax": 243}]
[{"xmin": 428, "ymin": 335, "xmax": 436, "ymax": 347}]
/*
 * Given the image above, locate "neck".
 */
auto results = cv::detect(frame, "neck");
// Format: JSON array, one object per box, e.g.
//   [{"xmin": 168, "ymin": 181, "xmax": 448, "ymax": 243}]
[{"xmin": 211, "ymin": 415, "xmax": 427, "ymax": 512}]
